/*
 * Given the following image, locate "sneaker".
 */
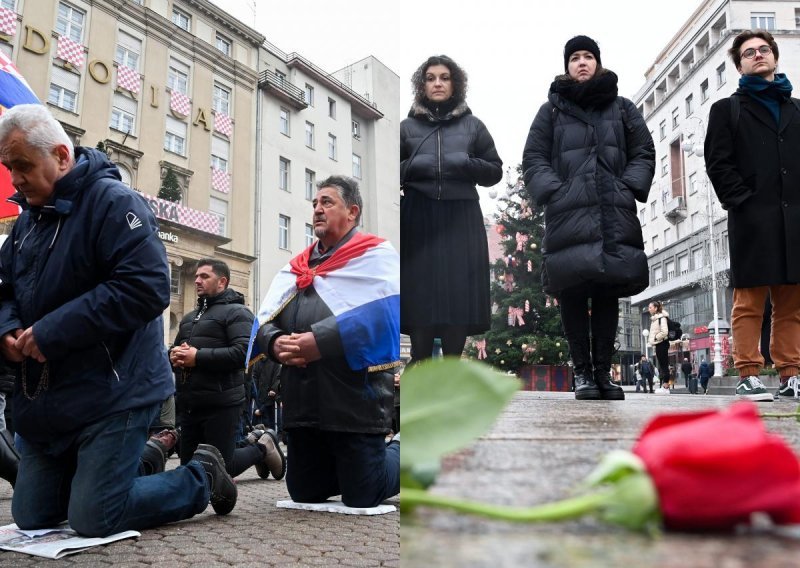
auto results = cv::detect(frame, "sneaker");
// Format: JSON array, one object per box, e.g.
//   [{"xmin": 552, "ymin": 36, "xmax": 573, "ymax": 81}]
[
  {"xmin": 255, "ymin": 429, "xmax": 286, "ymax": 481},
  {"xmin": 777, "ymin": 376, "xmax": 799, "ymax": 399},
  {"xmin": 192, "ymin": 444, "xmax": 237, "ymax": 515},
  {"xmin": 245, "ymin": 427, "xmax": 267, "ymax": 445},
  {"xmin": 654, "ymin": 387, "xmax": 670, "ymax": 395},
  {"xmin": 735, "ymin": 376, "xmax": 774, "ymax": 402}
]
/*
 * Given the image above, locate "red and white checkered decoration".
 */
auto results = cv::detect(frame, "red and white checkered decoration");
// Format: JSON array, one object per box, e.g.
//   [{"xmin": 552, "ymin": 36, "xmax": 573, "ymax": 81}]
[
  {"xmin": 211, "ymin": 167, "xmax": 230, "ymax": 194},
  {"xmin": 56, "ymin": 35, "xmax": 84, "ymax": 70},
  {"xmin": 213, "ymin": 111, "xmax": 232, "ymax": 137},
  {"xmin": 115, "ymin": 64, "xmax": 141, "ymax": 94},
  {"xmin": 144, "ymin": 194, "xmax": 220, "ymax": 235},
  {"xmin": 0, "ymin": 7, "xmax": 17, "ymax": 36},
  {"xmin": 170, "ymin": 90, "xmax": 191, "ymax": 117}
]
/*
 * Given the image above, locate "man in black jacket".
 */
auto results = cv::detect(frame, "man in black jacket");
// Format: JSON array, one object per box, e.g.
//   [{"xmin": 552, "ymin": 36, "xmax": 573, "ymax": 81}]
[
  {"xmin": 705, "ymin": 30, "xmax": 800, "ymax": 402},
  {"xmin": 256, "ymin": 176, "xmax": 399, "ymax": 508},
  {"xmin": 173, "ymin": 259, "xmax": 285, "ymax": 480}
]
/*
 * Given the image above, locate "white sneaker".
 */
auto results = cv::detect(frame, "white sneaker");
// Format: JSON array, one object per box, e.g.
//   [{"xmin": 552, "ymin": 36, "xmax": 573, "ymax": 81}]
[
  {"xmin": 735, "ymin": 376, "xmax": 774, "ymax": 402},
  {"xmin": 655, "ymin": 387, "xmax": 670, "ymax": 395}
]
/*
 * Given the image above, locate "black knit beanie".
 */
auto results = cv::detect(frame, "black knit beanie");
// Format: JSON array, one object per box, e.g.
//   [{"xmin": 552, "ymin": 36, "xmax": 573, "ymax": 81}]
[{"xmin": 563, "ymin": 35, "xmax": 601, "ymax": 71}]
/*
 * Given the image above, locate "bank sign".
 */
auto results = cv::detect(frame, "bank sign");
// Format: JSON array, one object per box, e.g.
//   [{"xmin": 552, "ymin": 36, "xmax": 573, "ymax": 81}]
[{"xmin": 142, "ymin": 194, "xmax": 221, "ymax": 236}]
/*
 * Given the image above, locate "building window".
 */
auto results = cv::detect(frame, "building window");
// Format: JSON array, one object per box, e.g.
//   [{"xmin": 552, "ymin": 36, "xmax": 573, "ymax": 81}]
[
  {"xmin": 212, "ymin": 83, "xmax": 230, "ymax": 115},
  {"xmin": 1, "ymin": 0, "xmax": 15, "ymax": 9},
  {"xmin": 671, "ymin": 107, "xmax": 679, "ymax": 129},
  {"xmin": 652, "ymin": 235, "xmax": 660, "ymax": 252},
  {"xmin": 278, "ymin": 215, "xmax": 290, "ymax": 250},
  {"xmin": 665, "ymin": 259, "xmax": 675, "ymax": 279},
  {"xmin": 275, "ymin": 70, "xmax": 286, "ymax": 83},
  {"xmin": 170, "ymin": 264, "xmax": 182, "ymax": 295},
  {"xmin": 305, "ymin": 223, "xmax": 314, "ymax": 247},
  {"xmin": 305, "ymin": 169, "xmax": 315, "ymax": 201},
  {"xmin": 692, "ymin": 246, "xmax": 703, "ymax": 270},
  {"xmin": 304, "ymin": 83, "xmax": 314, "ymax": 106},
  {"xmin": 678, "ymin": 254, "xmax": 689, "ymax": 274},
  {"xmin": 279, "ymin": 157, "xmax": 290, "ymax": 191},
  {"xmin": 211, "ymin": 135, "xmax": 230, "ymax": 172},
  {"xmin": 209, "ymin": 197, "xmax": 227, "ymax": 236},
  {"xmin": 164, "ymin": 116, "xmax": 187, "ymax": 156},
  {"xmin": 660, "ymin": 156, "xmax": 668, "ymax": 177},
  {"xmin": 352, "ymin": 120, "xmax": 360, "ymax": 138},
  {"xmin": 796, "ymin": 8, "xmax": 800, "ymax": 29},
  {"xmin": 110, "ymin": 94, "xmax": 136, "ymax": 133},
  {"xmin": 688, "ymin": 172, "xmax": 697, "ymax": 194},
  {"xmin": 215, "ymin": 33, "xmax": 231, "ymax": 56},
  {"xmin": 328, "ymin": 97, "xmax": 336, "ymax": 119},
  {"xmin": 664, "ymin": 227, "xmax": 672, "ymax": 246},
  {"xmin": 172, "ymin": 8, "xmax": 190, "ymax": 31},
  {"xmin": 685, "ymin": 93, "xmax": 693, "ymax": 117},
  {"xmin": 168, "ymin": 58, "xmax": 189, "ymax": 95},
  {"xmin": 639, "ymin": 207, "xmax": 646, "ymax": 225},
  {"xmin": 751, "ymin": 12, "xmax": 775, "ymax": 30},
  {"xmin": 690, "ymin": 212, "xmax": 699, "ymax": 232},
  {"xmin": 279, "ymin": 108, "xmax": 289, "ymax": 136},
  {"xmin": 716, "ymin": 63, "xmax": 726, "ymax": 88},
  {"xmin": 352, "ymin": 154, "xmax": 362, "ymax": 179},
  {"xmin": 650, "ymin": 201, "xmax": 657, "ymax": 220},
  {"xmin": 700, "ymin": 79, "xmax": 709, "ymax": 102},
  {"xmin": 48, "ymin": 67, "xmax": 79, "ymax": 112},
  {"xmin": 659, "ymin": 120, "xmax": 666, "ymax": 140},
  {"xmin": 56, "ymin": 2, "xmax": 85, "ymax": 43},
  {"xmin": 328, "ymin": 133, "xmax": 337, "ymax": 160},
  {"xmin": 305, "ymin": 121, "xmax": 314, "ymax": 148},
  {"xmin": 115, "ymin": 31, "xmax": 141, "ymax": 71}
]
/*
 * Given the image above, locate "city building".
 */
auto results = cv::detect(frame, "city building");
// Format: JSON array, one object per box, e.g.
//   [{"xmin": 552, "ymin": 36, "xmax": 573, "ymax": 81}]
[
  {"xmin": 630, "ymin": 0, "xmax": 800, "ymax": 368},
  {"xmin": 253, "ymin": 41, "xmax": 400, "ymax": 303},
  {"xmin": 0, "ymin": 0, "xmax": 263, "ymax": 342}
]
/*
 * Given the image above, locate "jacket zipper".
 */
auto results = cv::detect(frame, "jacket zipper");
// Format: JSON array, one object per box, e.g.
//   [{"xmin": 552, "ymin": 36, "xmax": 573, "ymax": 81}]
[
  {"xmin": 102, "ymin": 341, "xmax": 121, "ymax": 382},
  {"xmin": 436, "ymin": 129, "xmax": 443, "ymax": 200}
]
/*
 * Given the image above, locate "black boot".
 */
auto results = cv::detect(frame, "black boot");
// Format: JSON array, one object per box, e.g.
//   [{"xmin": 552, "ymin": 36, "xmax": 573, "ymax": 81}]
[
  {"xmin": 0, "ymin": 429, "xmax": 19, "ymax": 487},
  {"xmin": 568, "ymin": 335, "xmax": 599, "ymax": 400},
  {"xmin": 592, "ymin": 337, "xmax": 625, "ymax": 401}
]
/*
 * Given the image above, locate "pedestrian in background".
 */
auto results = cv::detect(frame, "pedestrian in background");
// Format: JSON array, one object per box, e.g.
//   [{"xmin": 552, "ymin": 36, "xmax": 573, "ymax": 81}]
[
  {"xmin": 400, "ymin": 55, "xmax": 503, "ymax": 365},
  {"xmin": 698, "ymin": 357, "xmax": 713, "ymax": 394},
  {"xmin": 523, "ymin": 35, "xmax": 655, "ymax": 401},
  {"xmin": 681, "ymin": 357, "xmax": 693, "ymax": 389},
  {"xmin": 648, "ymin": 301, "xmax": 671, "ymax": 390},
  {"xmin": 705, "ymin": 29, "xmax": 800, "ymax": 402}
]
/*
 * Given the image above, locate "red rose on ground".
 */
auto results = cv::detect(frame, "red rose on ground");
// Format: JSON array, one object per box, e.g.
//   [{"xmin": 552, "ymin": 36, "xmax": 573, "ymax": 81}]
[{"xmin": 632, "ymin": 401, "xmax": 800, "ymax": 531}]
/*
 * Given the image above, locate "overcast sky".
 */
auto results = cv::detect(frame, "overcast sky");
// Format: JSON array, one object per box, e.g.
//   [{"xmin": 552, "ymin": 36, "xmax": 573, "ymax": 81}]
[{"xmin": 212, "ymin": 0, "xmax": 703, "ymax": 212}]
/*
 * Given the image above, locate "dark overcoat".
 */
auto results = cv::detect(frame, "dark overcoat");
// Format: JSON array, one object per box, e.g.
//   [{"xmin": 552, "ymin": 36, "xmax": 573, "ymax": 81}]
[
  {"xmin": 522, "ymin": 92, "xmax": 655, "ymax": 296},
  {"xmin": 704, "ymin": 92, "xmax": 800, "ymax": 287}
]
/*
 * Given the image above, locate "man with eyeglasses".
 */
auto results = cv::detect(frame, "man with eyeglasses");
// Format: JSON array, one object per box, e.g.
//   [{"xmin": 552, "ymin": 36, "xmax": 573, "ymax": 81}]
[{"xmin": 705, "ymin": 30, "xmax": 800, "ymax": 402}]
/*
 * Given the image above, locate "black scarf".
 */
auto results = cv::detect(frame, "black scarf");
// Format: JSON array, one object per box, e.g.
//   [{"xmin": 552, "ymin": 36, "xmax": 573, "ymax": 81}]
[
  {"xmin": 550, "ymin": 70, "xmax": 619, "ymax": 111},
  {"xmin": 422, "ymin": 96, "xmax": 460, "ymax": 119}
]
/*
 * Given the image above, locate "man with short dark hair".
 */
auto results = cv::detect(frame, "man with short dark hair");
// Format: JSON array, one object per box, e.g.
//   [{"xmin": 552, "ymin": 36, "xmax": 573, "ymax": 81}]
[
  {"xmin": 253, "ymin": 175, "xmax": 400, "ymax": 507},
  {"xmin": 637, "ymin": 354, "xmax": 655, "ymax": 394},
  {"xmin": 0, "ymin": 104, "xmax": 236, "ymax": 536},
  {"xmin": 705, "ymin": 29, "xmax": 800, "ymax": 402},
  {"xmin": 681, "ymin": 357, "xmax": 693, "ymax": 389},
  {"xmin": 173, "ymin": 259, "xmax": 285, "ymax": 481}
]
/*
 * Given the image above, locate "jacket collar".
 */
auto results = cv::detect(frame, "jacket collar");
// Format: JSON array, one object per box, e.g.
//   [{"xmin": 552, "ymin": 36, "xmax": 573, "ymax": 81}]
[{"xmin": 735, "ymin": 91, "xmax": 797, "ymax": 134}]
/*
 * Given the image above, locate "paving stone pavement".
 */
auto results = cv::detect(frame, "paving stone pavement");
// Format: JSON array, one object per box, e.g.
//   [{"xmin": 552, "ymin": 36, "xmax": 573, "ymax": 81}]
[
  {"xmin": 402, "ymin": 389, "xmax": 800, "ymax": 568},
  {"xmin": 0, "ymin": 446, "xmax": 399, "ymax": 567}
]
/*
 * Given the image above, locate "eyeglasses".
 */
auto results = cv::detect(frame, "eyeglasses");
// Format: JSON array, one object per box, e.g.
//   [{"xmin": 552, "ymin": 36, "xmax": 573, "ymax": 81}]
[{"xmin": 741, "ymin": 45, "xmax": 772, "ymax": 59}]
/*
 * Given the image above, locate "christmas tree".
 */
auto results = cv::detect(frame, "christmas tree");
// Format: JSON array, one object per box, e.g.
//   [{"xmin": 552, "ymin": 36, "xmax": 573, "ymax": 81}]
[
  {"xmin": 158, "ymin": 167, "xmax": 182, "ymax": 202},
  {"xmin": 467, "ymin": 165, "xmax": 567, "ymax": 373}
]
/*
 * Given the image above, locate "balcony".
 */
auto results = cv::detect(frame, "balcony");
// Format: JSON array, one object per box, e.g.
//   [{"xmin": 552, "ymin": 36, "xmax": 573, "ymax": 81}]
[
  {"xmin": 664, "ymin": 195, "xmax": 687, "ymax": 224},
  {"xmin": 258, "ymin": 70, "xmax": 308, "ymax": 110}
]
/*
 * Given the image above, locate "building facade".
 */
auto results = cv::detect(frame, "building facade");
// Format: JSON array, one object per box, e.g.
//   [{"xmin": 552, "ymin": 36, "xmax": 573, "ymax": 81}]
[
  {"xmin": 253, "ymin": 41, "xmax": 400, "ymax": 302},
  {"xmin": 630, "ymin": 0, "xmax": 800, "ymax": 367},
  {"xmin": 0, "ymin": 0, "xmax": 264, "ymax": 342}
]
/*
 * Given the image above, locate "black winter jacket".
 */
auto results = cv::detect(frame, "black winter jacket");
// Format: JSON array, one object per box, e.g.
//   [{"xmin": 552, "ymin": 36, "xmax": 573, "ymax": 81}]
[
  {"xmin": 400, "ymin": 101, "xmax": 503, "ymax": 200},
  {"xmin": 704, "ymin": 92, "xmax": 800, "ymax": 287},
  {"xmin": 173, "ymin": 287, "xmax": 253, "ymax": 411},
  {"xmin": 522, "ymin": 85, "xmax": 655, "ymax": 296},
  {"xmin": 0, "ymin": 148, "xmax": 173, "ymax": 447}
]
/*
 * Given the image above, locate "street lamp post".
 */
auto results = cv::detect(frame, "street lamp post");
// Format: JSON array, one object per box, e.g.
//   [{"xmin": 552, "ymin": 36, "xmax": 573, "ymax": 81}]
[
  {"xmin": 682, "ymin": 119, "xmax": 724, "ymax": 378},
  {"xmin": 642, "ymin": 329, "xmax": 650, "ymax": 360}
]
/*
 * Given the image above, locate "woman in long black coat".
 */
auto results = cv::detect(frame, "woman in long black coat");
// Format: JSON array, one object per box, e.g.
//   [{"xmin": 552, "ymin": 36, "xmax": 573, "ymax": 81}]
[
  {"xmin": 400, "ymin": 55, "xmax": 503, "ymax": 365},
  {"xmin": 522, "ymin": 36, "xmax": 655, "ymax": 400}
]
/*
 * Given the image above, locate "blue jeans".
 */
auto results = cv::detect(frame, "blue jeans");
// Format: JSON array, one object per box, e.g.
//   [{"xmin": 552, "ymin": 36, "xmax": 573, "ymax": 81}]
[
  {"xmin": 285, "ymin": 428, "xmax": 399, "ymax": 508},
  {"xmin": 12, "ymin": 403, "xmax": 210, "ymax": 537}
]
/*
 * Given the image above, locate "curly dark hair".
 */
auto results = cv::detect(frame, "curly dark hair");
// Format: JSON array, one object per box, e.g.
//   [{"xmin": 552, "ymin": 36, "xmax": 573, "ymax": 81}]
[{"xmin": 411, "ymin": 55, "xmax": 468, "ymax": 106}]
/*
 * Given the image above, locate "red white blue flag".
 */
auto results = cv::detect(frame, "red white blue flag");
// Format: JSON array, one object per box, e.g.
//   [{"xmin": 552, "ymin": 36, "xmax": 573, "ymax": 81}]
[
  {"xmin": 0, "ymin": 51, "xmax": 40, "ymax": 219},
  {"xmin": 247, "ymin": 232, "xmax": 400, "ymax": 372}
]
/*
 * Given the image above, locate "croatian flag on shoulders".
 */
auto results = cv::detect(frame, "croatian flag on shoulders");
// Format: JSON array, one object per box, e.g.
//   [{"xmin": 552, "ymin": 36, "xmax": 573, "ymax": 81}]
[{"xmin": 247, "ymin": 232, "xmax": 400, "ymax": 372}]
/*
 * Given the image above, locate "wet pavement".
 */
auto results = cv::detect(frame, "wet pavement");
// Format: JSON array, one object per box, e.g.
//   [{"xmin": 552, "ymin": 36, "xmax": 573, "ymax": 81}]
[
  {"xmin": 0, "ymin": 445, "xmax": 399, "ymax": 567},
  {"xmin": 401, "ymin": 389, "xmax": 800, "ymax": 568}
]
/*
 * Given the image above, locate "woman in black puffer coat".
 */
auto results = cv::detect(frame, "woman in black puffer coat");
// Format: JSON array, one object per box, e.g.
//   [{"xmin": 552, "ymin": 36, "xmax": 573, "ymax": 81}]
[
  {"xmin": 400, "ymin": 55, "xmax": 503, "ymax": 365},
  {"xmin": 522, "ymin": 36, "xmax": 655, "ymax": 400}
]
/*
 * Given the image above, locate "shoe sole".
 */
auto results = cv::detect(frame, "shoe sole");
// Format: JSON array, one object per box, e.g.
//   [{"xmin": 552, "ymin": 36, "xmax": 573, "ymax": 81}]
[
  {"xmin": 736, "ymin": 392, "xmax": 774, "ymax": 402},
  {"xmin": 575, "ymin": 390, "xmax": 601, "ymax": 400},
  {"xmin": 263, "ymin": 429, "xmax": 287, "ymax": 481},
  {"xmin": 598, "ymin": 391, "xmax": 625, "ymax": 401},
  {"xmin": 194, "ymin": 445, "xmax": 238, "ymax": 515}
]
